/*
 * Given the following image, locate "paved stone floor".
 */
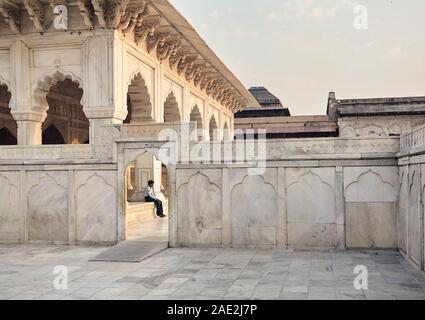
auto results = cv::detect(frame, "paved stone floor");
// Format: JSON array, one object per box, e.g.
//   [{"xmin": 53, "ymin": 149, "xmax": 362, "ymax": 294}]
[
  {"xmin": 127, "ymin": 217, "xmax": 168, "ymax": 242},
  {"xmin": 0, "ymin": 244, "xmax": 424, "ymax": 300}
]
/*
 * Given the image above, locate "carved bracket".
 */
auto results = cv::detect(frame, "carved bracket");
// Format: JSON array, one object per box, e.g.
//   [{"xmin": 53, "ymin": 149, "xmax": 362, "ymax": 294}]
[
  {"xmin": 91, "ymin": 0, "xmax": 106, "ymax": 27},
  {"xmin": 24, "ymin": 0, "xmax": 44, "ymax": 33},
  {"xmin": 134, "ymin": 15, "xmax": 161, "ymax": 45},
  {"xmin": 0, "ymin": 1, "xmax": 20, "ymax": 33}
]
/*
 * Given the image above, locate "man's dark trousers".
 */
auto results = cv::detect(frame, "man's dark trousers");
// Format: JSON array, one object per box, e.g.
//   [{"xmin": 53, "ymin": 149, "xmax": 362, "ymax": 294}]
[{"xmin": 145, "ymin": 196, "xmax": 164, "ymax": 216}]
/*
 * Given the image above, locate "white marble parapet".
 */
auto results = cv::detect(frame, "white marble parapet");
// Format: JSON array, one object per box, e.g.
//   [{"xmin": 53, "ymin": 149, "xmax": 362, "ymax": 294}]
[
  {"xmin": 0, "ymin": 135, "xmax": 400, "ymax": 164},
  {"xmin": 0, "ymin": 145, "xmax": 111, "ymax": 162},
  {"xmin": 399, "ymin": 124, "xmax": 425, "ymax": 156}
]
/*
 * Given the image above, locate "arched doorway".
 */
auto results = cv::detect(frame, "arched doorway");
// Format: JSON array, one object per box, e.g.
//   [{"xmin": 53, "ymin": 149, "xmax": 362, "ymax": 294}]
[
  {"xmin": 124, "ymin": 73, "xmax": 153, "ymax": 124},
  {"xmin": 0, "ymin": 83, "xmax": 16, "ymax": 145},
  {"xmin": 42, "ymin": 77, "xmax": 89, "ymax": 144},
  {"xmin": 0, "ymin": 128, "xmax": 16, "ymax": 145},
  {"xmin": 190, "ymin": 105, "xmax": 204, "ymax": 141},
  {"xmin": 164, "ymin": 92, "xmax": 181, "ymax": 122},
  {"xmin": 42, "ymin": 124, "xmax": 65, "ymax": 145},
  {"xmin": 209, "ymin": 115, "xmax": 218, "ymax": 141},
  {"xmin": 124, "ymin": 152, "xmax": 169, "ymax": 242}
]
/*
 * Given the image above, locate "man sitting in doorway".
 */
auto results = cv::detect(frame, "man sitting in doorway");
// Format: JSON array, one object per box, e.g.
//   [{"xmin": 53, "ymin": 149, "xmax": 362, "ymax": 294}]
[{"xmin": 144, "ymin": 180, "xmax": 166, "ymax": 218}]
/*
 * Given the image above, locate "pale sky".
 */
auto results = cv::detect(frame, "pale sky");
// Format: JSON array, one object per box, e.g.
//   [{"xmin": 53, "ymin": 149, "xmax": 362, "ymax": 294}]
[{"xmin": 170, "ymin": 0, "xmax": 425, "ymax": 115}]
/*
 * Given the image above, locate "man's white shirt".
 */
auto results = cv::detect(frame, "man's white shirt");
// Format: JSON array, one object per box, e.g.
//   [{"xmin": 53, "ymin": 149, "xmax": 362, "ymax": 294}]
[{"xmin": 144, "ymin": 185, "xmax": 156, "ymax": 200}]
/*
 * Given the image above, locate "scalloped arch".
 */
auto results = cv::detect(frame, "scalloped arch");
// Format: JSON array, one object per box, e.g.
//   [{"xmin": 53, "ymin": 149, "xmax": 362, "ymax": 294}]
[
  {"xmin": 287, "ymin": 170, "xmax": 334, "ymax": 191},
  {"xmin": 34, "ymin": 69, "xmax": 83, "ymax": 108},
  {"xmin": 190, "ymin": 105, "xmax": 203, "ymax": 129},
  {"xmin": 177, "ymin": 171, "xmax": 221, "ymax": 194},
  {"xmin": 231, "ymin": 174, "xmax": 276, "ymax": 196},
  {"xmin": 126, "ymin": 72, "xmax": 153, "ymax": 123},
  {"xmin": 0, "ymin": 75, "xmax": 10, "ymax": 88}
]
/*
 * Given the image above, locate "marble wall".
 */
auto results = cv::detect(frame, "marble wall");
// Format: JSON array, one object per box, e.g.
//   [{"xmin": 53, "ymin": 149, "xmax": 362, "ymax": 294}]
[
  {"xmin": 177, "ymin": 170, "xmax": 222, "ymax": 246},
  {"xmin": 286, "ymin": 168, "xmax": 336, "ymax": 247},
  {"xmin": 0, "ymin": 168, "xmax": 118, "ymax": 245},
  {"xmin": 175, "ymin": 165, "xmax": 400, "ymax": 249},
  {"xmin": 27, "ymin": 172, "xmax": 68, "ymax": 242},
  {"xmin": 230, "ymin": 169, "xmax": 279, "ymax": 247},
  {"xmin": 0, "ymin": 172, "xmax": 19, "ymax": 241},
  {"xmin": 344, "ymin": 167, "xmax": 398, "ymax": 248},
  {"xmin": 397, "ymin": 162, "xmax": 425, "ymax": 271}
]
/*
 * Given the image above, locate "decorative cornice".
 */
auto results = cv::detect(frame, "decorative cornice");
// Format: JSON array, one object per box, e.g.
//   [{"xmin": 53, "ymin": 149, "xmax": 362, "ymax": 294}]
[
  {"xmin": 91, "ymin": 0, "xmax": 106, "ymax": 28},
  {"xmin": 157, "ymin": 34, "xmax": 182, "ymax": 63},
  {"xmin": 23, "ymin": 0, "xmax": 44, "ymax": 33},
  {"xmin": 75, "ymin": 0, "xmax": 94, "ymax": 28},
  {"xmin": 146, "ymin": 30, "xmax": 169, "ymax": 53},
  {"xmin": 119, "ymin": 2, "xmax": 148, "ymax": 32},
  {"xmin": 109, "ymin": 0, "xmax": 130, "ymax": 28},
  {"xmin": 0, "ymin": 0, "xmax": 249, "ymax": 112},
  {"xmin": 134, "ymin": 15, "xmax": 161, "ymax": 45},
  {"xmin": 0, "ymin": 1, "xmax": 20, "ymax": 34},
  {"xmin": 48, "ymin": 0, "xmax": 67, "ymax": 7}
]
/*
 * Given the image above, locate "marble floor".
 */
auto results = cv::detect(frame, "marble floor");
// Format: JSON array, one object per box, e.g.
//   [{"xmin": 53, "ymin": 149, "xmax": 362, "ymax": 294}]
[
  {"xmin": 126, "ymin": 217, "xmax": 169, "ymax": 242},
  {"xmin": 0, "ymin": 245, "xmax": 424, "ymax": 300}
]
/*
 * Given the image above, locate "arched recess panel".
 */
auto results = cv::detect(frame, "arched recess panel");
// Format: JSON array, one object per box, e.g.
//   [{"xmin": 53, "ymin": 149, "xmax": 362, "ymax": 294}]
[
  {"xmin": 164, "ymin": 92, "xmax": 181, "ymax": 123},
  {"xmin": 223, "ymin": 122, "xmax": 231, "ymax": 141},
  {"xmin": 190, "ymin": 105, "xmax": 203, "ymax": 140},
  {"xmin": 43, "ymin": 78, "xmax": 89, "ymax": 144},
  {"xmin": 124, "ymin": 74, "xmax": 153, "ymax": 124},
  {"xmin": 209, "ymin": 115, "xmax": 218, "ymax": 141},
  {"xmin": 42, "ymin": 125, "xmax": 65, "ymax": 145},
  {"xmin": 0, "ymin": 83, "xmax": 16, "ymax": 144}
]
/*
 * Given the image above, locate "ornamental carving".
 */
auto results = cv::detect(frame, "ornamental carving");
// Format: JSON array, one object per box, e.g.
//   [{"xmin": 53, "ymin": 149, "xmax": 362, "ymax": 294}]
[
  {"xmin": 0, "ymin": 2, "xmax": 20, "ymax": 33},
  {"xmin": 24, "ymin": 0, "xmax": 44, "ymax": 33}
]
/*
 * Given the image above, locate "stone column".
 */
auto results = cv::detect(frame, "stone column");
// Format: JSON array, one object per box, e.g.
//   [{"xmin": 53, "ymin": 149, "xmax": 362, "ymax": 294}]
[
  {"xmin": 83, "ymin": 107, "xmax": 126, "ymax": 145},
  {"xmin": 11, "ymin": 110, "xmax": 46, "ymax": 145}
]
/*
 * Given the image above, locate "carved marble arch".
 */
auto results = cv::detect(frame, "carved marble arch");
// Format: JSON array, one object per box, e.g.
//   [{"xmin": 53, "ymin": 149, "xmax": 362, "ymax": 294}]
[
  {"xmin": 164, "ymin": 91, "xmax": 181, "ymax": 123},
  {"xmin": 189, "ymin": 104, "xmax": 203, "ymax": 140},
  {"xmin": 38, "ymin": 71, "xmax": 89, "ymax": 144},
  {"xmin": 124, "ymin": 72, "xmax": 153, "ymax": 124},
  {"xmin": 0, "ymin": 80, "xmax": 11, "ymax": 108},
  {"xmin": 35, "ymin": 70, "xmax": 83, "ymax": 110},
  {"xmin": 345, "ymin": 169, "xmax": 397, "ymax": 202},
  {"xmin": 0, "ymin": 82, "xmax": 16, "ymax": 145},
  {"xmin": 209, "ymin": 114, "xmax": 218, "ymax": 141},
  {"xmin": 121, "ymin": 141, "xmax": 177, "ymax": 173},
  {"xmin": 223, "ymin": 122, "xmax": 231, "ymax": 141}
]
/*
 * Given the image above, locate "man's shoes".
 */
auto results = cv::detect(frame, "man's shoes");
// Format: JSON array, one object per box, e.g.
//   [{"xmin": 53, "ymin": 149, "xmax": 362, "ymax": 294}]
[{"xmin": 157, "ymin": 214, "xmax": 167, "ymax": 218}]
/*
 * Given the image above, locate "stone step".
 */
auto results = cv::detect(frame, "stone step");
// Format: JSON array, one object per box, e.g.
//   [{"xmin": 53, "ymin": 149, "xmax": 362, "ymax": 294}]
[{"xmin": 90, "ymin": 241, "xmax": 168, "ymax": 263}]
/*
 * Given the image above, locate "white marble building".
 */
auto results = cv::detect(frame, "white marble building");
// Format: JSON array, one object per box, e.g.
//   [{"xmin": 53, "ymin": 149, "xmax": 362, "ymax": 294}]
[{"xmin": 0, "ymin": 0, "xmax": 424, "ymax": 274}]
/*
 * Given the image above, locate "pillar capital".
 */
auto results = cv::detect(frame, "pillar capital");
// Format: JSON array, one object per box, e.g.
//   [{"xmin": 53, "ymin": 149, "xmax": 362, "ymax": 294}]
[
  {"xmin": 11, "ymin": 109, "xmax": 47, "ymax": 123},
  {"xmin": 83, "ymin": 106, "xmax": 127, "ymax": 122},
  {"xmin": 10, "ymin": 109, "xmax": 47, "ymax": 145}
]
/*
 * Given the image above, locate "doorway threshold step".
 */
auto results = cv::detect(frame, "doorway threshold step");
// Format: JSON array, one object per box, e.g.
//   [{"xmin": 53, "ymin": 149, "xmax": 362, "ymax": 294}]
[{"xmin": 90, "ymin": 241, "xmax": 168, "ymax": 263}]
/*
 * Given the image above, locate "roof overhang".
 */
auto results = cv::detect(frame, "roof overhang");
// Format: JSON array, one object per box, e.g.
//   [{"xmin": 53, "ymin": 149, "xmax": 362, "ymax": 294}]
[{"xmin": 149, "ymin": 0, "xmax": 260, "ymax": 110}]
